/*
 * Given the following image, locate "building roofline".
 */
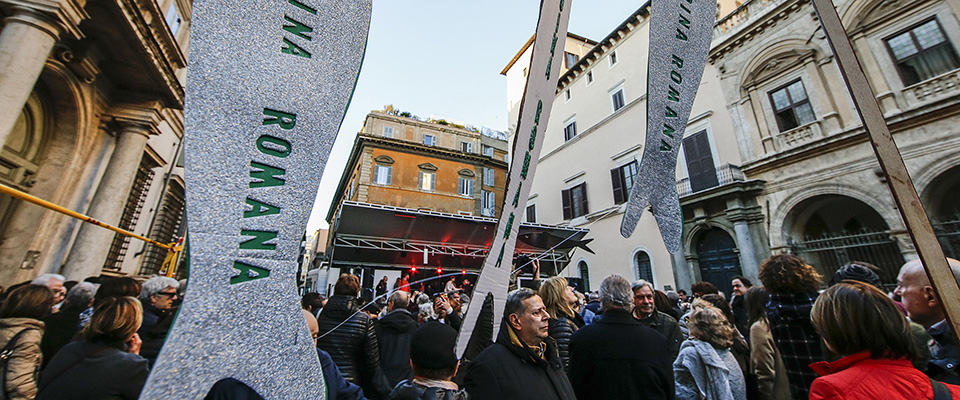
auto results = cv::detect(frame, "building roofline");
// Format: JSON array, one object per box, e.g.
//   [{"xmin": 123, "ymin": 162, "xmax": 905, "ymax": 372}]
[
  {"xmin": 324, "ymin": 133, "xmax": 510, "ymax": 223},
  {"xmin": 500, "ymin": 32, "xmax": 599, "ymax": 76},
  {"xmin": 556, "ymin": 3, "xmax": 651, "ymax": 91}
]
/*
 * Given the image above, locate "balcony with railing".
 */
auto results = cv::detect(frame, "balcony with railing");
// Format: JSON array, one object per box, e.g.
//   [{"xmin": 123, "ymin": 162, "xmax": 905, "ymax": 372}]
[
  {"xmin": 676, "ymin": 164, "xmax": 746, "ymax": 197},
  {"xmin": 713, "ymin": 0, "xmax": 787, "ymax": 38}
]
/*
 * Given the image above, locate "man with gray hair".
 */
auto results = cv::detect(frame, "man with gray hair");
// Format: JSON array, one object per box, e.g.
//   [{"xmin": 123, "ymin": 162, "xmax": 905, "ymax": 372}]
[
  {"xmin": 32, "ymin": 273, "xmax": 66, "ymax": 307},
  {"xmin": 379, "ymin": 290, "xmax": 417, "ymax": 387},
  {"xmin": 568, "ymin": 275, "xmax": 674, "ymax": 400},
  {"xmin": 41, "ymin": 282, "xmax": 97, "ymax": 364},
  {"xmin": 139, "ymin": 276, "xmax": 180, "ymax": 366},
  {"xmin": 464, "ymin": 288, "xmax": 575, "ymax": 400},
  {"xmin": 631, "ymin": 279, "xmax": 682, "ymax": 360},
  {"xmin": 895, "ymin": 258, "xmax": 960, "ymax": 384}
]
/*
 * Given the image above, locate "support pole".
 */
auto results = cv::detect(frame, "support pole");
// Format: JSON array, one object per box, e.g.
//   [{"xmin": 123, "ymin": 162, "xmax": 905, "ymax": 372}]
[{"xmin": 811, "ymin": 0, "xmax": 960, "ymax": 340}]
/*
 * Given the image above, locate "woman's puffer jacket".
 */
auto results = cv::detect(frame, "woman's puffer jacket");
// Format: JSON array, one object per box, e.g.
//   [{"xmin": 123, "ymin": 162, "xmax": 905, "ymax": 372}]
[{"xmin": 548, "ymin": 316, "xmax": 579, "ymax": 372}]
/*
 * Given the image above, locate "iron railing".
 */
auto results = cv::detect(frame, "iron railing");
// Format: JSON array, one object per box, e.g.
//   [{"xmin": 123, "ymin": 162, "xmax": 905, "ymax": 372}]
[
  {"xmin": 676, "ymin": 164, "xmax": 746, "ymax": 197},
  {"xmin": 789, "ymin": 230, "xmax": 904, "ymax": 287}
]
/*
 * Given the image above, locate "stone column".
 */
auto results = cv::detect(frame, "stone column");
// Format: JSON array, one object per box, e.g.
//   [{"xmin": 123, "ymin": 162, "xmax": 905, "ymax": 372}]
[
  {"xmin": 0, "ymin": 7, "xmax": 61, "ymax": 143},
  {"xmin": 733, "ymin": 221, "xmax": 760, "ymax": 283},
  {"xmin": 62, "ymin": 122, "xmax": 152, "ymax": 280}
]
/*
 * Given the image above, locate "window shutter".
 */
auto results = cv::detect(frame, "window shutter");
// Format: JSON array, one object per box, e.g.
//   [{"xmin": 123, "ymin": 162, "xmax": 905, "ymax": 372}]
[
  {"xmin": 611, "ymin": 167, "xmax": 625, "ymax": 204},
  {"xmin": 562, "ymin": 189, "xmax": 572, "ymax": 220},
  {"xmin": 386, "ymin": 166, "xmax": 392, "ymax": 185},
  {"xmin": 458, "ymin": 178, "xmax": 463, "ymax": 195},
  {"xmin": 373, "ymin": 165, "xmax": 379, "ymax": 183}
]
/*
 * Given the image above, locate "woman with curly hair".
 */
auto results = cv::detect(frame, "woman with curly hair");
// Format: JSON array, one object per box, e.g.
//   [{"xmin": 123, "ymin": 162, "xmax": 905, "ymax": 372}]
[
  {"xmin": 674, "ymin": 300, "xmax": 747, "ymax": 400},
  {"xmin": 758, "ymin": 254, "xmax": 824, "ymax": 400},
  {"xmin": 809, "ymin": 281, "xmax": 960, "ymax": 399},
  {"xmin": 539, "ymin": 276, "xmax": 581, "ymax": 372}
]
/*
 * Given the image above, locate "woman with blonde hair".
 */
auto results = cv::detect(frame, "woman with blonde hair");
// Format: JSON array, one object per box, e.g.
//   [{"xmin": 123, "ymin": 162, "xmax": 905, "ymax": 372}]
[
  {"xmin": 808, "ymin": 281, "xmax": 960, "ymax": 399},
  {"xmin": 674, "ymin": 300, "xmax": 747, "ymax": 400},
  {"xmin": 37, "ymin": 296, "xmax": 149, "ymax": 399},
  {"xmin": 539, "ymin": 276, "xmax": 581, "ymax": 371}
]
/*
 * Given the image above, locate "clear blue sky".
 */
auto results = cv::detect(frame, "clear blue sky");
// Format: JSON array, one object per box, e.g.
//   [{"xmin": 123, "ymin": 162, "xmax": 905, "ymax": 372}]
[{"xmin": 306, "ymin": 0, "xmax": 644, "ymax": 233}]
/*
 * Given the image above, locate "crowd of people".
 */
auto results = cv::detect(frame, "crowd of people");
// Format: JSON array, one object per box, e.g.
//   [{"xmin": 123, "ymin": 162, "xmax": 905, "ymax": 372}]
[
  {"xmin": 300, "ymin": 255, "xmax": 960, "ymax": 400},
  {"xmin": 1, "ymin": 253, "xmax": 960, "ymax": 399},
  {"xmin": 0, "ymin": 274, "xmax": 181, "ymax": 399}
]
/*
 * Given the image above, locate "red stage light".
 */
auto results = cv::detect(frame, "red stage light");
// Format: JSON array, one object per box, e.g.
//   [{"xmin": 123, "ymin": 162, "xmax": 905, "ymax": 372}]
[
  {"xmin": 410, "ymin": 267, "xmax": 417, "ymax": 273},
  {"xmin": 461, "ymin": 270, "xmax": 466, "ymax": 275},
  {"xmin": 437, "ymin": 268, "xmax": 443, "ymax": 274}
]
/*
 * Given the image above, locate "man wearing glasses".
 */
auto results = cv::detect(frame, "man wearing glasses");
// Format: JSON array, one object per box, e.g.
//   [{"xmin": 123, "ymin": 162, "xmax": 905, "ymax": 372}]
[{"xmin": 138, "ymin": 276, "xmax": 180, "ymax": 366}]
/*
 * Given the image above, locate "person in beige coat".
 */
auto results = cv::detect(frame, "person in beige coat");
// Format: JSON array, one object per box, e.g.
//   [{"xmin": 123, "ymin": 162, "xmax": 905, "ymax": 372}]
[
  {"xmin": 746, "ymin": 286, "xmax": 791, "ymax": 400},
  {"xmin": 0, "ymin": 285, "xmax": 54, "ymax": 400}
]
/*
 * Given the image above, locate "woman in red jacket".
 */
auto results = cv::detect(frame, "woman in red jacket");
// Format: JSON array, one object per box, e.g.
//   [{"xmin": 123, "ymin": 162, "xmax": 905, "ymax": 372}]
[{"xmin": 809, "ymin": 281, "xmax": 960, "ymax": 399}]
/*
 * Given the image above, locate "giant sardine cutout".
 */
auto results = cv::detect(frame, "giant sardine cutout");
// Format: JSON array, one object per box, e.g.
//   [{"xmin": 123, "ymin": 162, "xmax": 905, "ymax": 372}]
[
  {"xmin": 456, "ymin": 0, "xmax": 572, "ymax": 356},
  {"xmin": 140, "ymin": 0, "xmax": 371, "ymax": 397},
  {"xmin": 620, "ymin": 0, "xmax": 717, "ymax": 251}
]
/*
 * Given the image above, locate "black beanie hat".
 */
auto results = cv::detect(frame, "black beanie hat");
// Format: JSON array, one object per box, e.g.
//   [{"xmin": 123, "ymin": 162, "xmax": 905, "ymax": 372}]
[
  {"xmin": 410, "ymin": 322, "xmax": 458, "ymax": 370},
  {"xmin": 830, "ymin": 263, "xmax": 882, "ymax": 287}
]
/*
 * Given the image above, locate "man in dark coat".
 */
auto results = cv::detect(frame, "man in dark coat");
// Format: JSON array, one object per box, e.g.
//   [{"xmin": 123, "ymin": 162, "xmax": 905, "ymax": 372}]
[
  {"xmin": 317, "ymin": 274, "xmax": 392, "ymax": 400},
  {"xmin": 40, "ymin": 282, "xmax": 96, "ymax": 366},
  {"xmin": 463, "ymin": 288, "xmax": 575, "ymax": 400},
  {"xmin": 379, "ymin": 290, "xmax": 417, "ymax": 387},
  {"xmin": 631, "ymin": 280, "xmax": 682, "ymax": 360},
  {"xmin": 569, "ymin": 275, "xmax": 675, "ymax": 400},
  {"xmin": 137, "ymin": 276, "xmax": 180, "ymax": 366}
]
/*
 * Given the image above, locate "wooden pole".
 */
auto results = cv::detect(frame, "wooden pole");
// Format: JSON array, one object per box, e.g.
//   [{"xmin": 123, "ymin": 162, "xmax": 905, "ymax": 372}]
[{"xmin": 811, "ymin": 0, "xmax": 960, "ymax": 338}]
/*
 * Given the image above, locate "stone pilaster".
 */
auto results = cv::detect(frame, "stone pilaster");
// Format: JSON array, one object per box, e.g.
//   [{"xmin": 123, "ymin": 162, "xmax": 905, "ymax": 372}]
[
  {"xmin": 0, "ymin": 0, "xmax": 88, "ymax": 146},
  {"xmin": 61, "ymin": 106, "xmax": 160, "ymax": 279}
]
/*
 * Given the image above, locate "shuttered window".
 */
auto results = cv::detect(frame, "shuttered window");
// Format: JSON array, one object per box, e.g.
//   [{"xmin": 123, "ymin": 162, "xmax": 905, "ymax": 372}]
[
  {"xmin": 561, "ymin": 183, "xmax": 588, "ymax": 220},
  {"xmin": 611, "ymin": 160, "xmax": 639, "ymax": 204}
]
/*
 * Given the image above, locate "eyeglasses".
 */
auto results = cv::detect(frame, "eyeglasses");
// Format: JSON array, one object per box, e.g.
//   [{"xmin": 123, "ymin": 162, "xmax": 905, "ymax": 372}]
[{"xmin": 156, "ymin": 291, "xmax": 178, "ymax": 298}]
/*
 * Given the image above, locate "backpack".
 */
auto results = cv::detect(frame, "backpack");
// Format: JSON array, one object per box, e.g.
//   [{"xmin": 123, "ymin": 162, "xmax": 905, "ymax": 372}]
[
  {"xmin": 0, "ymin": 329, "xmax": 35, "ymax": 400},
  {"xmin": 932, "ymin": 378, "xmax": 954, "ymax": 400}
]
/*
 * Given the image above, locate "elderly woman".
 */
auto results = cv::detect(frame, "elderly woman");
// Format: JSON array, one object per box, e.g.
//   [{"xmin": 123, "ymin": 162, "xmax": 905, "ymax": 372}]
[
  {"xmin": 0, "ymin": 285, "xmax": 54, "ymax": 400},
  {"xmin": 674, "ymin": 300, "xmax": 747, "ymax": 400},
  {"xmin": 137, "ymin": 276, "xmax": 179, "ymax": 366},
  {"xmin": 37, "ymin": 297, "xmax": 149, "ymax": 399},
  {"xmin": 809, "ymin": 281, "xmax": 960, "ymax": 399},
  {"xmin": 539, "ymin": 276, "xmax": 581, "ymax": 371}
]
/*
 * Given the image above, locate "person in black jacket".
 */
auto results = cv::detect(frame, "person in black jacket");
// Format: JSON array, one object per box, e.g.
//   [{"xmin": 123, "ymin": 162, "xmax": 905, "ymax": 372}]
[
  {"xmin": 317, "ymin": 274, "xmax": 391, "ymax": 400},
  {"xmin": 390, "ymin": 322, "xmax": 468, "ymax": 400},
  {"xmin": 568, "ymin": 275, "xmax": 675, "ymax": 400},
  {"xmin": 462, "ymin": 288, "xmax": 576, "ymax": 400},
  {"xmin": 40, "ymin": 282, "xmax": 96, "ymax": 366},
  {"xmin": 379, "ymin": 291, "xmax": 417, "ymax": 387},
  {"xmin": 37, "ymin": 296, "xmax": 149, "ymax": 400},
  {"xmin": 631, "ymin": 280, "xmax": 682, "ymax": 360},
  {"xmin": 538, "ymin": 276, "xmax": 580, "ymax": 372},
  {"xmin": 137, "ymin": 276, "xmax": 179, "ymax": 367}
]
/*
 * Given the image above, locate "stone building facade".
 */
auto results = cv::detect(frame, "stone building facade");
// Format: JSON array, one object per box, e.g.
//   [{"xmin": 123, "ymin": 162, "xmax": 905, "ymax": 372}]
[
  {"xmin": 711, "ymin": 0, "xmax": 960, "ymax": 284},
  {"xmin": 326, "ymin": 110, "xmax": 509, "ymax": 220},
  {"xmin": 0, "ymin": 0, "xmax": 189, "ymax": 282},
  {"xmin": 507, "ymin": 0, "xmax": 960, "ymax": 292}
]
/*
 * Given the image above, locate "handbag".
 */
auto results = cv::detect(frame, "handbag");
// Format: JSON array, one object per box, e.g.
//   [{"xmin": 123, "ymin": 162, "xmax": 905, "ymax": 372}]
[{"xmin": 0, "ymin": 329, "xmax": 36, "ymax": 400}]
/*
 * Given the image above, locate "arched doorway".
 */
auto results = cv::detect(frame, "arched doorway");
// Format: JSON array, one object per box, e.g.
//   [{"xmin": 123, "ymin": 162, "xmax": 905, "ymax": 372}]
[
  {"xmin": 785, "ymin": 194, "xmax": 901, "ymax": 285},
  {"xmin": 634, "ymin": 250, "xmax": 654, "ymax": 283},
  {"xmin": 696, "ymin": 228, "xmax": 742, "ymax": 296},
  {"xmin": 922, "ymin": 165, "xmax": 960, "ymax": 259}
]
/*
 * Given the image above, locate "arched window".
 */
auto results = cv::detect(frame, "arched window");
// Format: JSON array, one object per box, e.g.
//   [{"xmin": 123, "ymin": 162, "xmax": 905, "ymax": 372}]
[
  {"xmin": 578, "ymin": 260, "xmax": 590, "ymax": 292},
  {"xmin": 635, "ymin": 251, "xmax": 653, "ymax": 282}
]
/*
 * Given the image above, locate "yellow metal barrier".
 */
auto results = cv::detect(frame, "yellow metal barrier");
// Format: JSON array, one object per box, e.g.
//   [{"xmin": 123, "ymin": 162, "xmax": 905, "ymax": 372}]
[{"xmin": 0, "ymin": 182, "xmax": 183, "ymax": 275}]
